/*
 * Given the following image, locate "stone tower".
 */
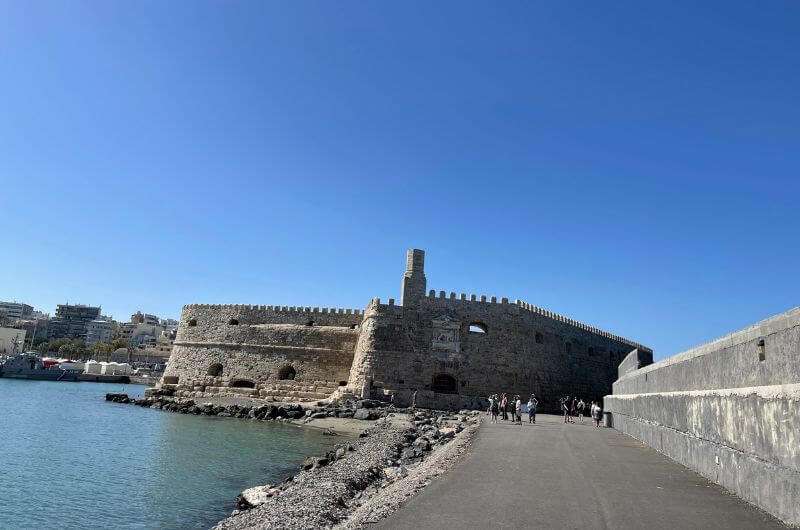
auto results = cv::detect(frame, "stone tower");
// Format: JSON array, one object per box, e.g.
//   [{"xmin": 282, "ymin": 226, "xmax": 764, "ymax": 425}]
[{"xmin": 401, "ymin": 249, "xmax": 426, "ymax": 306}]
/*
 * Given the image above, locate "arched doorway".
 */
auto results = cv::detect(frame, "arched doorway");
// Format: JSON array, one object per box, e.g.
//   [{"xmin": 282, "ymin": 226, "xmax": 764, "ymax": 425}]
[
  {"xmin": 277, "ymin": 365, "xmax": 296, "ymax": 380},
  {"xmin": 431, "ymin": 373, "xmax": 457, "ymax": 394}
]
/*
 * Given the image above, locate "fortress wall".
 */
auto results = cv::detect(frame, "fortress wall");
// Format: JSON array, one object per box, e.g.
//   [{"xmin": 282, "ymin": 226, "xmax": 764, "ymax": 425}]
[
  {"xmin": 605, "ymin": 307, "xmax": 800, "ymax": 525},
  {"xmin": 163, "ymin": 304, "xmax": 363, "ymax": 400},
  {"xmin": 348, "ymin": 294, "xmax": 645, "ymax": 412}
]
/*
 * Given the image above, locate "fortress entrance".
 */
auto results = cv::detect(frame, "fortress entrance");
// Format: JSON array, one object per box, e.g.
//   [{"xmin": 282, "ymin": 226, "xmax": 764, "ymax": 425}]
[{"xmin": 432, "ymin": 373, "xmax": 457, "ymax": 394}]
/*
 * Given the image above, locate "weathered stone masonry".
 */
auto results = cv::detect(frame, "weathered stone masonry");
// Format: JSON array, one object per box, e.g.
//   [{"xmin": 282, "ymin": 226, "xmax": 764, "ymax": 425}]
[
  {"xmin": 162, "ymin": 249, "xmax": 650, "ymax": 411},
  {"xmin": 605, "ymin": 307, "xmax": 800, "ymax": 526}
]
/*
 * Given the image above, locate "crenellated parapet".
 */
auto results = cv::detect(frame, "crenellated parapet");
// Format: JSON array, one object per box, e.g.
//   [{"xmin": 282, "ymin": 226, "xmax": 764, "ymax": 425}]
[
  {"xmin": 417, "ymin": 289, "xmax": 649, "ymax": 352},
  {"xmin": 182, "ymin": 303, "xmax": 363, "ymax": 316}
]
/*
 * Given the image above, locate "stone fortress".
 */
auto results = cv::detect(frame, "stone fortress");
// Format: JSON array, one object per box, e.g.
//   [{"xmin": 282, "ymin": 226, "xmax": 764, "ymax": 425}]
[{"xmin": 161, "ymin": 249, "xmax": 651, "ymax": 412}]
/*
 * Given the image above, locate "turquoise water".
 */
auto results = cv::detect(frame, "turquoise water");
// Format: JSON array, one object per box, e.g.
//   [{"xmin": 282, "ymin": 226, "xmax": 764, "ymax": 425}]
[{"xmin": 0, "ymin": 379, "xmax": 340, "ymax": 530}]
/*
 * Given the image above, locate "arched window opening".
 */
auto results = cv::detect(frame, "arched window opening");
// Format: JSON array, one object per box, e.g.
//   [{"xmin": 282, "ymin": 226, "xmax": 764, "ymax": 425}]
[
  {"xmin": 228, "ymin": 319, "xmax": 239, "ymax": 326},
  {"xmin": 757, "ymin": 339, "xmax": 766, "ymax": 362},
  {"xmin": 431, "ymin": 373, "xmax": 458, "ymax": 394},
  {"xmin": 338, "ymin": 381, "xmax": 348, "ymax": 386},
  {"xmin": 207, "ymin": 363, "xmax": 223, "ymax": 376},
  {"xmin": 305, "ymin": 320, "xmax": 315, "ymax": 327},
  {"xmin": 468, "ymin": 322, "xmax": 487, "ymax": 334},
  {"xmin": 230, "ymin": 379, "xmax": 255, "ymax": 389},
  {"xmin": 187, "ymin": 319, "xmax": 197, "ymax": 327},
  {"xmin": 277, "ymin": 365, "xmax": 296, "ymax": 380},
  {"xmin": 535, "ymin": 332, "xmax": 543, "ymax": 344}
]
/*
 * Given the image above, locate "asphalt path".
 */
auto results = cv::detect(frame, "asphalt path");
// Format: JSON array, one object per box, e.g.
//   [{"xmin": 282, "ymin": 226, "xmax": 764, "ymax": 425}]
[{"xmin": 374, "ymin": 414, "xmax": 785, "ymax": 530}]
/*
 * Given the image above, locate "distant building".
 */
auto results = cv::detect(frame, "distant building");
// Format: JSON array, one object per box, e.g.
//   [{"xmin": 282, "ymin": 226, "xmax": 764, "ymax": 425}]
[
  {"xmin": 0, "ymin": 301, "xmax": 34, "ymax": 321},
  {"xmin": 0, "ymin": 327, "xmax": 26, "ymax": 355},
  {"xmin": 85, "ymin": 319, "xmax": 116, "ymax": 345},
  {"xmin": 48, "ymin": 304, "xmax": 102, "ymax": 340},
  {"xmin": 131, "ymin": 311, "xmax": 160, "ymax": 326}
]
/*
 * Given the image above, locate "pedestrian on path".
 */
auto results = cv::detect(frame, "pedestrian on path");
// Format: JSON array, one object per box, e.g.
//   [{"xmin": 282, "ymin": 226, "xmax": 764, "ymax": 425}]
[
  {"xmin": 591, "ymin": 401, "xmax": 603, "ymax": 428},
  {"xmin": 515, "ymin": 395, "xmax": 522, "ymax": 425},
  {"xmin": 490, "ymin": 396, "xmax": 499, "ymax": 423},
  {"xmin": 500, "ymin": 393, "xmax": 508, "ymax": 421},
  {"xmin": 527, "ymin": 394, "xmax": 538, "ymax": 424},
  {"xmin": 561, "ymin": 396, "xmax": 571, "ymax": 423},
  {"xmin": 577, "ymin": 399, "xmax": 586, "ymax": 423}
]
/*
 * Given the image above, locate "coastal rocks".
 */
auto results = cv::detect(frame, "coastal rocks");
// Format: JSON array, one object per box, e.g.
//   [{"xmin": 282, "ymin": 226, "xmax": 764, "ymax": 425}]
[
  {"xmin": 105, "ymin": 393, "xmax": 130, "ymax": 404},
  {"xmin": 353, "ymin": 408, "xmax": 378, "ymax": 421},
  {"xmin": 235, "ymin": 484, "xmax": 281, "ymax": 510},
  {"xmin": 108, "ymin": 394, "xmax": 311, "ymax": 424},
  {"xmin": 214, "ymin": 411, "xmax": 480, "ymax": 530}
]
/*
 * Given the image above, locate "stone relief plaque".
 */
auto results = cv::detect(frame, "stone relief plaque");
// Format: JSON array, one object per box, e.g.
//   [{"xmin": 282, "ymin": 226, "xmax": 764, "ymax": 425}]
[{"xmin": 431, "ymin": 315, "xmax": 461, "ymax": 360}]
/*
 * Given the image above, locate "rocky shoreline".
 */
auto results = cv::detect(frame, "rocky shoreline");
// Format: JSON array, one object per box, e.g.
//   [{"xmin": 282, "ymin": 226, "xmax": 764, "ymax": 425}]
[{"xmin": 105, "ymin": 391, "xmax": 481, "ymax": 528}]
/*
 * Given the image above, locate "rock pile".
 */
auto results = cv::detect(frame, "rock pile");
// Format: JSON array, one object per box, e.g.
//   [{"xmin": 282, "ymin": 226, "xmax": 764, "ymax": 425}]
[
  {"xmin": 105, "ymin": 393, "xmax": 306, "ymax": 420},
  {"xmin": 214, "ymin": 409, "xmax": 482, "ymax": 529}
]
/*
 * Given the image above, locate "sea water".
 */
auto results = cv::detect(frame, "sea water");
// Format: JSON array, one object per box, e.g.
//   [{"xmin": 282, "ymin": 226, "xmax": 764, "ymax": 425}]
[{"xmin": 0, "ymin": 378, "xmax": 339, "ymax": 529}]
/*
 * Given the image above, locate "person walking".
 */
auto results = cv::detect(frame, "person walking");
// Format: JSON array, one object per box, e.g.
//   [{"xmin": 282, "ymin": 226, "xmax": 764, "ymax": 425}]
[
  {"xmin": 527, "ymin": 394, "xmax": 538, "ymax": 424},
  {"xmin": 570, "ymin": 396, "xmax": 578, "ymax": 423},
  {"xmin": 577, "ymin": 399, "xmax": 586, "ymax": 423},
  {"xmin": 490, "ymin": 395, "xmax": 499, "ymax": 423},
  {"xmin": 561, "ymin": 396, "xmax": 570, "ymax": 423},
  {"xmin": 514, "ymin": 395, "xmax": 523, "ymax": 425},
  {"xmin": 591, "ymin": 401, "xmax": 603, "ymax": 428},
  {"xmin": 500, "ymin": 393, "xmax": 508, "ymax": 421}
]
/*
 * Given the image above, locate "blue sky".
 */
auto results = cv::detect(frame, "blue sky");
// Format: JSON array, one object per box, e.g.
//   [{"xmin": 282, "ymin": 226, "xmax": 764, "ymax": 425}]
[{"xmin": 1, "ymin": 1, "xmax": 798, "ymax": 359}]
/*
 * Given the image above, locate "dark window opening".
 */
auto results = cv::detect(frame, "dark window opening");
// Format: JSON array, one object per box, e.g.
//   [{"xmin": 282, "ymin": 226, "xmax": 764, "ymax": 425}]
[
  {"xmin": 207, "ymin": 363, "xmax": 223, "ymax": 376},
  {"xmin": 278, "ymin": 365, "xmax": 297, "ymax": 380},
  {"xmin": 305, "ymin": 320, "xmax": 314, "ymax": 327},
  {"xmin": 338, "ymin": 381, "xmax": 347, "ymax": 386},
  {"xmin": 187, "ymin": 319, "xmax": 197, "ymax": 327},
  {"xmin": 468, "ymin": 322, "xmax": 487, "ymax": 334},
  {"xmin": 535, "ymin": 332, "xmax": 543, "ymax": 344},
  {"xmin": 228, "ymin": 319, "xmax": 239, "ymax": 326},
  {"xmin": 398, "ymin": 379, "xmax": 405, "ymax": 385},
  {"xmin": 757, "ymin": 339, "xmax": 766, "ymax": 362},
  {"xmin": 163, "ymin": 375, "xmax": 179, "ymax": 384},
  {"xmin": 349, "ymin": 324, "xmax": 357, "ymax": 329},
  {"xmin": 431, "ymin": 374, "xmax": 458, "ymax": 394},
  {"xmin": 230, "ymin": 379, "xmax": 255, "ymax": 389}
]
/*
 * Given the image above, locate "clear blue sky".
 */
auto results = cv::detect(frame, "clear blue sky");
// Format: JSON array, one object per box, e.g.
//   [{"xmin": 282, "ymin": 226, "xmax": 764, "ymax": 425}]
[{"xmin": 2, "ymin": 2, "xmax": 798, "ymax": 359}]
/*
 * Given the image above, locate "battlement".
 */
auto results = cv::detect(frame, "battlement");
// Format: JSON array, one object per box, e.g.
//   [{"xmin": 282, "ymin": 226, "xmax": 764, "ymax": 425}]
[
  {"xmin": 417, "ymin": 289, "xmax": 648, "ymax": 351},
  {"xmin": 183, "ymin": 303, "xmax": 363, "ymax": 316}
]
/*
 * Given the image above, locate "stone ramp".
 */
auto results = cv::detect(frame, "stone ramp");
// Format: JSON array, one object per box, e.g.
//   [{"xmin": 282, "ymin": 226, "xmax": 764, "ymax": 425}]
[{"xmin": 373, "ymin": 414, "xmax": 786, "ymax": 530}]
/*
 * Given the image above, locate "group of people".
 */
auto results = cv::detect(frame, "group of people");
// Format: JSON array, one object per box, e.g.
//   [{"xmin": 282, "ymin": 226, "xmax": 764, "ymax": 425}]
[
  {"xmin": 486, "ymin": 393, "xmax": 539, "ymax": 425},
  {"xmin": 485, "ymin": 393, "xmax": 604, "ymax": 428},
  {"xmin": 559, "ymin": 396, "xmax": 603, "ymax": 427}
]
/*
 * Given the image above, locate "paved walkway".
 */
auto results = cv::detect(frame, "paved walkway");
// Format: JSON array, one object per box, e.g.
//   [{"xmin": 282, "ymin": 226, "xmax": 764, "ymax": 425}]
[{"xmin": 375, "ymin": 414, "xmax": 785, "ymax": 530}]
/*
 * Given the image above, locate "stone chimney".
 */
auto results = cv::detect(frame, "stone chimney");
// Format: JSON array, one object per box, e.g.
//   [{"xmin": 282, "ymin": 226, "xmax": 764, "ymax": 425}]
[{"xmin": 401, "ymin": 249, "xmax": 426, "ymax": 307}]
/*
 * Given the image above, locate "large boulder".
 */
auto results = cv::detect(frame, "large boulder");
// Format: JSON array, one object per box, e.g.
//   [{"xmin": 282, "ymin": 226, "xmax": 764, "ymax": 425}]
[
  {"xmin": 236, "ymin": 484, "xmax": 280, "ymax": 509},
  {"xmin": 353, "ymin": 408, "xmax": 376, "ymax": 420}
]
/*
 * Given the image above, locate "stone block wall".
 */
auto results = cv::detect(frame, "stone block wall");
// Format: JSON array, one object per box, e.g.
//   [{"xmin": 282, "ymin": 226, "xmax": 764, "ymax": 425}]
[
  {"xmin": 605, "ymin": 307, "xmax": 800, "ymax": 526},
  {"xmin": 162, "ymin": 304, "xmax": 363, "ymax": 401},
  {"xmin": 348, "ymin": 292, "xmax": 648, "ymax": 412}
]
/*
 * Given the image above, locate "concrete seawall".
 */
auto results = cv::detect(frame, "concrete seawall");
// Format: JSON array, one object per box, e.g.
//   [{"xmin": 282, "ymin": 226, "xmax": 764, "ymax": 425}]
[{"xmin": 606, "ymin": 307, "xmax": 800, "ymax": 526}]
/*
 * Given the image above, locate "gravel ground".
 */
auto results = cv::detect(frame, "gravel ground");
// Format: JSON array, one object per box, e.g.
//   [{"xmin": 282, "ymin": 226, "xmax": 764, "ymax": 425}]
[
  {"xmin": 339, "ymin": 417, "xmax": 480, "ymax": 528},
  {"xmin": 213, "ymin": 411, "xmax": 481, "ymax": 530}
]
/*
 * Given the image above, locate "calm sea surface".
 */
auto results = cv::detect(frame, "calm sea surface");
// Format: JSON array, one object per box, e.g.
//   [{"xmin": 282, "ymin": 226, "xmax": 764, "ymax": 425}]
[{"xmin": 0, "ymin": 379, "xmax": 340, "ymax": 530}]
